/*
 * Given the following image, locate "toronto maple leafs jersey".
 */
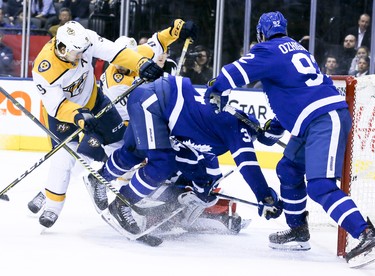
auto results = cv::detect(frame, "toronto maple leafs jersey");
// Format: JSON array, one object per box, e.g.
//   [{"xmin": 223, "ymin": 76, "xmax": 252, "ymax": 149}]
[
  {"xmin": 155, "ymin": 76, "xmax": 271, "ymax": 201},
  {"xmin": 32, "ymin": 30, "xmax": 145, "ymax": 124},
  {"xmin": 210, "ymin": 36, "xmax": 348, "ymax": 136}
]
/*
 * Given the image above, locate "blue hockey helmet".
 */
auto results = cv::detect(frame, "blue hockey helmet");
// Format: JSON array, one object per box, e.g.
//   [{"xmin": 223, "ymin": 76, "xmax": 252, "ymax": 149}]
[{"xmin": 256, "ymin": 11, "xmax": 288, "ymax": 42}]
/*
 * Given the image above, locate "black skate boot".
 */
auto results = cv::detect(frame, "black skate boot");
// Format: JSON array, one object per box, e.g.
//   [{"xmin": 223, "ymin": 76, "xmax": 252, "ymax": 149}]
[
  {"xmin": 269, "ymin": 211, "xmax": 311, "ymax": 251},
  {"xmin": 83, "ymin": 173, "xmax": 108, "ymax": 212},
  {"xmin": 28, "ymin": 191, "xmax": 46, "ymax": 214},
  {"xmin": 39, "ymin": 210, "xmax": 58, "ymax": 228},
  {"xmin": 345, "ymin": 217, "xmax": 375, "ymax": 268},
  {"xmin": 108, "ymin": 197, "xmax": 141, "ymax": 235}
]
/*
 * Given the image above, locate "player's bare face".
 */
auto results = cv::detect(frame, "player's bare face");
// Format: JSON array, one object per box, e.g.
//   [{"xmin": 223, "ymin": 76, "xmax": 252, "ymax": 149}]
[
  {"xmin": 64, "ymin": 50, "xmax": 84, "ymax": 64},
  {"xmin": 56, "ymin": 47, "xmax": 83, "ymax": 64}
]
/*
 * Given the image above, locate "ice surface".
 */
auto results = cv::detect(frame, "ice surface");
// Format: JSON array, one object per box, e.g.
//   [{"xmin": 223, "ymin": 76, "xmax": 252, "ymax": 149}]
[{"xmin": 0, "ymin": 150, "xmax": 373, "ymax": 275}]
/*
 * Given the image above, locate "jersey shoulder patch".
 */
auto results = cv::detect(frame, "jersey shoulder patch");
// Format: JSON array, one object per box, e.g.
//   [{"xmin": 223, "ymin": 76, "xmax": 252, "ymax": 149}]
[
  {"xmin": 32, "ymin": 38, "xmax": 75, "ymax": 84},
  {"xmin": 105, "ymin": 64, "xmax": 134, "ymax": 87}
]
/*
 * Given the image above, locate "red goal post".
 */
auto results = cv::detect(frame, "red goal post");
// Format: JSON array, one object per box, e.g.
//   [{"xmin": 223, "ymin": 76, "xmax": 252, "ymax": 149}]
[{"xmin": 332, "ymin": 75, "xmax": 375, "ymax": 256}]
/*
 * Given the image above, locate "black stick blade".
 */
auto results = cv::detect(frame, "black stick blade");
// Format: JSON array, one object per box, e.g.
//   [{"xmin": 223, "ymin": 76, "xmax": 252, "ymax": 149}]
[{"xmin": 0, "ymin": 194, "xmax": 9, "ymax": 201}]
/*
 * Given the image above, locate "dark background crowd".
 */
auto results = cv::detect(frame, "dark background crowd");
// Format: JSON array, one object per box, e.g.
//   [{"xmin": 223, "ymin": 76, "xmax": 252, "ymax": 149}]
[{"xmin": 0, "ymin": 0, "xmax": 373, "ymax": 82}]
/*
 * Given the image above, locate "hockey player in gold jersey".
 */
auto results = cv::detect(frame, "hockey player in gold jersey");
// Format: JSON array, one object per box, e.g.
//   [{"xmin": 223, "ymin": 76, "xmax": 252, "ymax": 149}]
[{"xmin": 28, "ymin": 19, "xmax": 197, "ymax": 229}]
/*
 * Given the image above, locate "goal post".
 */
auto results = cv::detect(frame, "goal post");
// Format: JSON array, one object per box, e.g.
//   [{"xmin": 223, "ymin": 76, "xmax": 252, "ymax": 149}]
[{"xmin": 332, "ymin": 75, "xmax": 375, "ymax": 256}]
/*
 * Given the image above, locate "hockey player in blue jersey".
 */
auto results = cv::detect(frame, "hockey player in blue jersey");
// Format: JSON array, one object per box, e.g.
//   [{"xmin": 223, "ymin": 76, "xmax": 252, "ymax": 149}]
[
  {"xmin": 205, "ymin": 11, "xmax": 375, "ymax": 267},
  {"xmin": 85, "ymin": 75, "xmax": 283, "ymax": 236}
]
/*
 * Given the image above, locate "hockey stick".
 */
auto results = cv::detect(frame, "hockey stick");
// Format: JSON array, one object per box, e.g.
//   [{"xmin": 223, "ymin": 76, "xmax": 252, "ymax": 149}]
[
  {"xmin": 212, "ymin": 192, "xmax": 260, "ymax": 207},
  {"xmin": 176, "ymin": 38, "xmax": 192, "ymax": 76},
  {"xmin": 208, "ymin": 169, "xmax": 260, "ymax": 207},
  {"xmin": 0, "ymin": 80, "xmax": 144, "ymax": 201},
  {"xmin": 0, "ymin": 86, "xmax": 131, "ymax": 205},
  {"xmin": 223, "ymin": 105, "xmax": 287, "ymax": 149}
]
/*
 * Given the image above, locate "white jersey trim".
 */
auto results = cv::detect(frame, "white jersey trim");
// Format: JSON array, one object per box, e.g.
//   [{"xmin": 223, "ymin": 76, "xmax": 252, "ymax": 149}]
[
  {"xmin": 168, "ymin": 76, "xmax": 184, "ymax": 132},
  {"xmin": 291, "ymin": 95, "xmax": 345, "ymax": 136}
]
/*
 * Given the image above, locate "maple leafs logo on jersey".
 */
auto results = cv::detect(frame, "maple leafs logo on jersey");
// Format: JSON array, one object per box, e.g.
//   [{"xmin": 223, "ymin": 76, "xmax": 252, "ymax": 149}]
[
  {"xmin": 63, "ymin": 71, "xmax": 89, "ymax": 98},
  {"xmin": 183, "ymin": 139, "xmax": 212, "ymax": 153},
  {"xmin": 38, "ymin": 60, "xmax": 51, "ymax": 72},
  {"xmin": 113, "ymin": 73, "xmax": 124, "ymax": 83}
]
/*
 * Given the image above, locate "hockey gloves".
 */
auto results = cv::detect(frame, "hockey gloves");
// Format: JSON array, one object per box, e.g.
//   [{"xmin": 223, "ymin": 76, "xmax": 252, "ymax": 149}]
[
  {"xmin": 204, "ymin": 78, "xmax": 231, "ymax": 113},
  {"xmin": 74, "ymin": 107, "xmax": 98, "ymax": 133},
  {"xmin": 138, "ymin": 58, "xmax": 164, "ymax": 82},
  {"xmin": 191, "ymin": 180, "xmax": 219, "ymax": 206},
  {"xmin": 170, "ymin": 19, "xmax": 198, "ymax": 41},
  {"xmin": 258, "ymin": 187, "xmax": 283, "ymax": 220},
  {"xmin": 257, "ymin": 117, "xmax": 285, "ymax": 146},
  {"xmin": 180, "ymin": 20, "xmax": 198, "ymax": 41}
]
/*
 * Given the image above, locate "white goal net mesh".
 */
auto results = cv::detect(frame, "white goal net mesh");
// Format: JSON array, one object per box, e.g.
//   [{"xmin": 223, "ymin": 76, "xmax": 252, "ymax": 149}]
[
  {"xmin": 344, "ymin": 75, "xmax": 375, "ymax": 252},
  {"xmin": 306, "ymin": 75, "xmax": 375, "ymax": 255}
]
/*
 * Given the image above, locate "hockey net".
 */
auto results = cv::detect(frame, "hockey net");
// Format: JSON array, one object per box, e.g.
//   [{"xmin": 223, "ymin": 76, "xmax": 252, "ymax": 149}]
[
  {"xmin": 333, "ymin": 75, "xmax": 375, "ymax": 256},
  {"xmin": 304, "ymin": 76, "xmax": 375, "ymax": 256}
]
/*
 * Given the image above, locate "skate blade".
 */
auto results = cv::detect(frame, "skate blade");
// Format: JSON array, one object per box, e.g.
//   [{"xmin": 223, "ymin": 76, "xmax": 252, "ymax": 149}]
[
  {"xmin": 269, "ymin": 241, "xmax": 311, "ymax": 251},
  {"xmin": 40, "ymin": 226, "xmax": 48, "ymax": 234},
  {"xmin": 100, "ymin": 208, "xmax": 163, "ymax": 246},
  {"xmin": 101, "ymin": 209, "xmax": 137, "ymax": 240},
  {"xmin": 241, "ymin": 218, "xmax": 252, "ymax": 230},
  {"xmin": 348, "ymin": 248, "xmax": 375, "ymax": 268}
]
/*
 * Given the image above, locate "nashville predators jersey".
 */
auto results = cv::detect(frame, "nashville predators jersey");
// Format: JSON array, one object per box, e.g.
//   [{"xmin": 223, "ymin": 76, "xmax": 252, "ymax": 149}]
[
  {"xmin": 100, "ymin": 64, "xmax": 134, "ymax": 121},
  {"xmin": 101, "ymin": 23, "xmax": 180, "ymax": 121},
  {"xmin": 32, "ymin": 29, "xmax": 146, "ymax": 124}
]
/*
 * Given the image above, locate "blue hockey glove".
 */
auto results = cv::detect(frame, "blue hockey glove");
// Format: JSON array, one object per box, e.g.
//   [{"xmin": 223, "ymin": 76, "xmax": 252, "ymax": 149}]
[
  {"xmin": 191, "ymin": 180, "xmax": 219, "ymax": 206},
  {"xmin": 180, "ymin": 20, "xmax": 198, "ymax": 41},
  {"xmin": 138, "ymin": 58, "xmax": 164, "ymax": 81},
  {"xmin": 257, "ymin": 117, "xmax": 285, "ymax": 146},
  {"xmin": 74, "ymin": 108, "xmax": 98, "ymax": 133},
  {"xmin": 258, "ymin": 187, "xmax": 283, "ymax": 220}
]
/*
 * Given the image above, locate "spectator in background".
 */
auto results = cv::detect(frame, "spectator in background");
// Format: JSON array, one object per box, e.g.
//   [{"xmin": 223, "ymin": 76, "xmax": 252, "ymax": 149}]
[
  {"xmin": 321, "ymin": 55, "xmax": 339, "ymax": 75},
  {"xmin": 335, "ymin": 34, "xmax": 357, "ymax": 74},
  {"xmin": 345, "ymin": 13, "xmax": 371, "ymax": 49},
  {"xmin": 32, "ymin": 0, "xmax": 57, "ymax": 28},
  {"xmin": 138, "ymin": 37, "xmax": 148, "ymax": 45},
  {"xmin": 6, "ymin": 0, "xmax": 23, "ymax": 21},
  {"xmin": 0, "ymin": 30, "xmax": 14, "ymax": 77},
  {"xmin": 348, "ymin": 46, "xmax": 370, "ymax": 75},
  {"xmin": 48, "ymin": 7, "xmax": 72, "ymax": 37},
  {"xmin": 182, "ymin": 45, "xmax": 213, "ymax": 85},
  {"xmin": 61, "ymin": 0, "xmax": 90, "ymax": 22},
  {"xmin": 354, "ymin": 56, "xmax": 370, "ymax": 77},
  {"xmin": 10, "ymin": 10, "xmax": 38, "ymax": 30},
  {"xmin": 0, "ymin": 8, "xmax": 13, "ymax": 28}
]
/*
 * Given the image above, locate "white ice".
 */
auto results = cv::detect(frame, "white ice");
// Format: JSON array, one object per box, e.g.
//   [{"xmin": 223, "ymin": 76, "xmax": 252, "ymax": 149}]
[{"xmin": 0, "ymin": 149, "xmax": 373, "ymax": 275}]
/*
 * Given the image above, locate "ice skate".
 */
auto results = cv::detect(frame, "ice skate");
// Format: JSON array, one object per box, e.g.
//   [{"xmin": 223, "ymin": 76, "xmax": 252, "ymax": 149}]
[
  {"xmin": 269, "ymin": 212, "xmax": 311, "ymax": 251},
  {"xmin": 107, "ymin": 197, "xmax": 141, "ymax": 235},
  {"xmin": 83, "ymin": 173, "xmax": 108, "ymax": 212},
  {"xmin": 27, "ymin": 191, "xmax": 46, "ymax": 214},
  {"xmin": 39, "ymin": 210, "xmax": 58, "ymax": 228},
  {"xmin": 345, "ymin": 217, "xmax": 375, "ymax": 268}
]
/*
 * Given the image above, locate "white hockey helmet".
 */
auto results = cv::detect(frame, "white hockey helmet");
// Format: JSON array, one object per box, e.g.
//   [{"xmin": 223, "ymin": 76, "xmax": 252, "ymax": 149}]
[
  {"xmin": 114, "ymin": 36, "xmax": 138, "ymax": 51},
  {"xmin": 55, "ymin": 21, "xmax": 91, "ymax": 62}
]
